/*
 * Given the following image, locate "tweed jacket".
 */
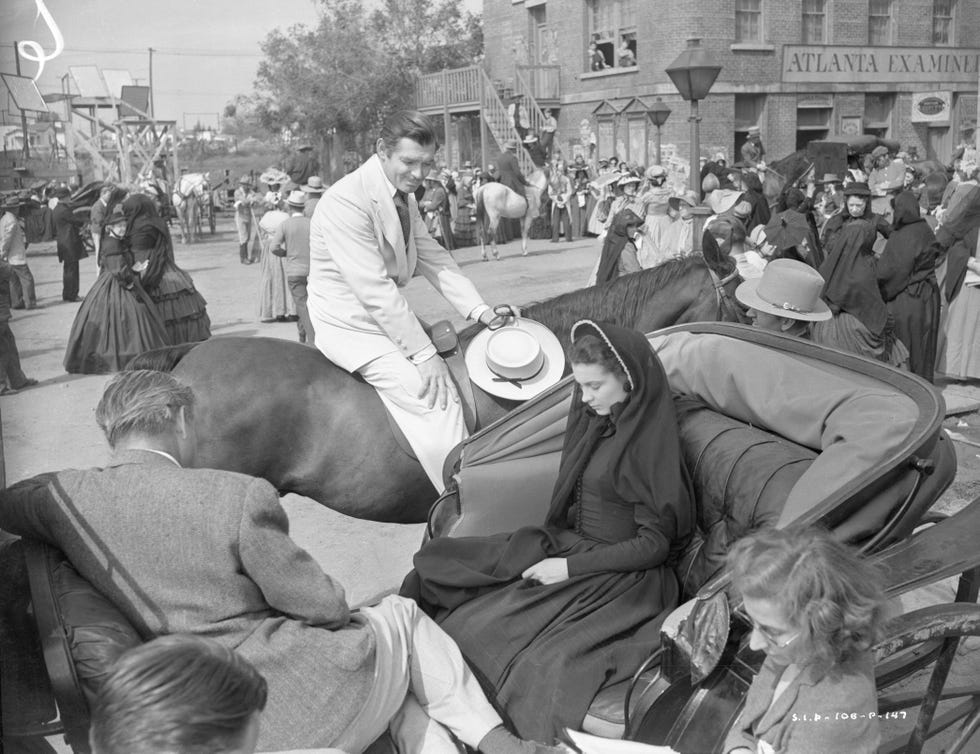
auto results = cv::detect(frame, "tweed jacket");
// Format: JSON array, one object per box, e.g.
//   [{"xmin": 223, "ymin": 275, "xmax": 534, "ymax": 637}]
[
  {"xmin": 0, "ymin": 450, "xmax": 376, "ymax": 751},
  {"xmin": 307, "ymin": 154, "xmax": 486, "ymax": 371},
  {"xmin": 724, "ymin": 650, "xmax": 879, "ymax": 754}
]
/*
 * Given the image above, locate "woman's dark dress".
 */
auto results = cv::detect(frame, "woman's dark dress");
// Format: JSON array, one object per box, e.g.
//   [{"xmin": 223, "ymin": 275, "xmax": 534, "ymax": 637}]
[
  {"xmin": 402, "ymin": 322, "xmax": 694, "ymax": 741},
  {"xmin": 63, "ymin": 235, "xmax": 170, "ymax": 374},
  {"xmin": 124, "ymin": 195, "xmax": 211, "ymax": 344},
  {"xmin": 876, "ymin": 191, "xmax": 940, "ymax": 382}
]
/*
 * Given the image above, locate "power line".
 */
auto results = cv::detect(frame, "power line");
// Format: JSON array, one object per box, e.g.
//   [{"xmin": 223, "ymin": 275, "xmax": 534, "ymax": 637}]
[{"xmin": 0, "ymin": 43, "xmax": 264, "ymax": 58}]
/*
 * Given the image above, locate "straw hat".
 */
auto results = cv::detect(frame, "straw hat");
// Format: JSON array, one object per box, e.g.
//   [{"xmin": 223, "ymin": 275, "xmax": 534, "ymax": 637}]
[
  {"xmin": 286, "ymin": 190, "xmax": 307, "ymax": 208},
  {"xmin": 465, "ymin": 317, "xmax": 565, "ymax": 401},
  {"xmin": 871, "ymin": 145, "xmax": 889, "ymax": 159},
  {"xmin": 735, "ymin": 259, "xmax": 831, "ymax": 322},
  {"xmin": 504, "ymin": 139, "xmax": 519, "ymax": 151},
  {"xmin": 239, "ymin": 175, "xmax": 252, "ymax": 185},
  {"xmin": 707, "ymin": 188, "xmax": 743, "ymax": 215},
  {"xmin": 645, "ymin": 165, "xmax": 667, "ymax": 180},
  {"xmin": 817, "ymin": 173, "xmax": 840, "ymax": 185},
  {"xmin": 617, "ymin": 174, "xmax": 641, "ymax": 187},
  {"xmin": 302, "ymin": 176, "xmax": 326, "ymax": 194}
]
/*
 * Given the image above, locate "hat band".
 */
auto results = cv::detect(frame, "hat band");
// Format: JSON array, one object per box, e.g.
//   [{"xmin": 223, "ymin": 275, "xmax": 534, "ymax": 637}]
[
  {"xmin": 489, "ymin": 359, "xmax": 545, "ymax": 389},
  {"xmin": 757, "ymin": 289, "xmax": 815, "ymax": 314}
]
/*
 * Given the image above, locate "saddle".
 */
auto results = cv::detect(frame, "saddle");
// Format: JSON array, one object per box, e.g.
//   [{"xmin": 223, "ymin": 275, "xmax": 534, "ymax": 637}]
[{"xmin": 383, "ymin": 319, "xmax": 479, "ymax": 463}]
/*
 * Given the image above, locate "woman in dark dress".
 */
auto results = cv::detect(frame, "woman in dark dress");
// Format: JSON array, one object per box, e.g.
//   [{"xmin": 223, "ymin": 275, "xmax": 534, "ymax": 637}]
[
  {"xmin": 811, "ymin": 221, "xmax": 909, "ymax": 368},
  {"xmin": 123, "ymin": 194, "xmax": 211, "ymax": 344},
  {"xmin": 876, "ymin": 190, "xmax": 940, "ymax": 382},
  {"xmin": 401, "ymin": 320, "xmax": 694, "ymax": 741},
  {"xmin": 64, "ymin": 204, "xmax": 170, "ymax": 374}
]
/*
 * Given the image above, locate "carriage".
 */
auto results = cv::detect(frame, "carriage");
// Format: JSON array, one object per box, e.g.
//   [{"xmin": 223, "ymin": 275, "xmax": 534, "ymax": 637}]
[
  {"xmin": 427, "ymin": 322, "xmax": 979, "ymax": 753},
  {"xmin": 1, "ymin": 323, "xmax": 978, "ymax": 753}
]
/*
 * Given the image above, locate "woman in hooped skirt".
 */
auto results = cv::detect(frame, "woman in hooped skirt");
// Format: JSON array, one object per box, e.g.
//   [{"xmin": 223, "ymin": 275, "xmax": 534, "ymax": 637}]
[
  {"xmin": 123, "ymin": 193, "xmax": 211, "ymax": 344},
  {"xmin": 64, "ymin": 200, "xmax": 170, "ymax": 374},
  {"xmin": 401, "ymin": 320, "xmax": 694, "ymax": 741}
]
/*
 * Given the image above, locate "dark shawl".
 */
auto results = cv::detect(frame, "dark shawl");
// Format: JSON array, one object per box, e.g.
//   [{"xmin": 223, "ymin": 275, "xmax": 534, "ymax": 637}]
[
  {"xmin": 742, "ymin": 171, "xmax": 771, "ymax": 228},
  {"xmin": 544, "ymin": 320, "xmax": 694, "ymax": 569},
  {"xmin": 877, "ymin": 191, "xmax": 937, "ymax": 302},
  {"xmin": 123, "ymin": 194, "xmax": 172, "ymax": 291},
  {"xmin": 819, "ymin": 221, "xmax": 887, "ymax": 335},
  {"xmin": 596, "ymin": 209, "xmax": 643, "ymax": 285}
]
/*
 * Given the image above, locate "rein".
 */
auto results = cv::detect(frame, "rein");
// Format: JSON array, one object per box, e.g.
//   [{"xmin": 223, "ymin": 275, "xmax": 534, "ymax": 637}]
[{"xmin": 708, "ymin": 267, "xmax": 742, "ymax": 320}]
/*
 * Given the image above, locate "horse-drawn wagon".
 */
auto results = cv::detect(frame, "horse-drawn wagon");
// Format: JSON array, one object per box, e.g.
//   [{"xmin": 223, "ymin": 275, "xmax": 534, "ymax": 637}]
[{"xmin": 427, "ymin": 322, "xmax": 979, "ymax": 753}]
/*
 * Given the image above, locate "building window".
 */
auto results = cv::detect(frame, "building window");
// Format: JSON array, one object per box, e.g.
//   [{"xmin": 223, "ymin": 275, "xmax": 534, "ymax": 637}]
[
  {"xmin": 933, "ymin": 0, "xmax": 955, "ymax": 45},
  {"xmin": 802, "ymin": 0, "xmax": 826, "ymax": 44},
  {"xmin": 588, "ymin": 0, "xmax": 638, "ymax": 70},
  {"xmin": 868, "ymin": 0, "xmax": 892, "ymax": 45},
  {"xmin": 735, "ymin": 0, "xmax": 763, "ymax": 43},
  {"xmin": 864, "ymin": 93, "xmax": 895, "ymax": 138},
  {"xmin": 796, "ymin": 100, "xmax": 832, "ymax": 151}
]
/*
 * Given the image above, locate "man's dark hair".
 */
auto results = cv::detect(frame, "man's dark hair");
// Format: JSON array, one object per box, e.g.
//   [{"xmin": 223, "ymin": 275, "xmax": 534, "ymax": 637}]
[
  {"xmin": 90, "ymin": 635, "xmax": 268, "ymax": 754},
  {"xmin": 379, "ymin": 110, "xmax": 439, "ymax": 152}
]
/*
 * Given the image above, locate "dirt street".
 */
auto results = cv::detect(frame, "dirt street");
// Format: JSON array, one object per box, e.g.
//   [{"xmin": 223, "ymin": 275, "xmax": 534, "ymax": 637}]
[{"xmin": 4, "ymin": 214, "xmax": 980, "ymax": 750}]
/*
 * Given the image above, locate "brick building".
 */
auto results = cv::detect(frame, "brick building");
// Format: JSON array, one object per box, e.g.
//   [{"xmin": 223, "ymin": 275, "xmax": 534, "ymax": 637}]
[{"xmin": 465, "ymin": 0, "xmax": 980, "ymax": 172}]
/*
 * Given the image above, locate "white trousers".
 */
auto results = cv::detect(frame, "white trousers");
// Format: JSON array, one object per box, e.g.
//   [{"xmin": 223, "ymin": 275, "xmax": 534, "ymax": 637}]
[
  {"xmin": 358, "ymin": 352, "xmax": 467, "ymax": 490},
  {"xmin": 331, "ymin": 595, "xmax": 502, "ymax": 754}
]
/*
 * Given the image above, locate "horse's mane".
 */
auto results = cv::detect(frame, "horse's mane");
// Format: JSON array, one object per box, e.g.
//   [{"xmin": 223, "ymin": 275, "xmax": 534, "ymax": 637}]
[{"xmin": 460, "ymin": 255, "xmax": 709, "ymax": 345}]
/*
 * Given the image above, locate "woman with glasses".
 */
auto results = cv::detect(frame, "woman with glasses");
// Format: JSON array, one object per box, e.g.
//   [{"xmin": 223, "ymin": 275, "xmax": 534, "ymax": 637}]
[{"xmin": 724, "ymin": 528, "xmax": 886, "ymax": 754}]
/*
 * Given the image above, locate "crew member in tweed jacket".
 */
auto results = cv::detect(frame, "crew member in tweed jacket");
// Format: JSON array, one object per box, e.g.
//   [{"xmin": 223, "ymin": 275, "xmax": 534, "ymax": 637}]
[{"xmin": 0, "ymin": 370, "xmax": 561, "ymax": 754}]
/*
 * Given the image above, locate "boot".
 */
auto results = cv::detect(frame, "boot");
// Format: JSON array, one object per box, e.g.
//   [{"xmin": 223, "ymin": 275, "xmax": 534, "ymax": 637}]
[{"xmin": 239, "ymin": 243, "xmax": 248, "ymax": 264}]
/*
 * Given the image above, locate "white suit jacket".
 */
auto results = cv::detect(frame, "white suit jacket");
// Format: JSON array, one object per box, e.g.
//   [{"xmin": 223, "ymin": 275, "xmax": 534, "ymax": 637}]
[{"xmin": 308, "ymin": 154, "xmax": 486, "ymax": 371}]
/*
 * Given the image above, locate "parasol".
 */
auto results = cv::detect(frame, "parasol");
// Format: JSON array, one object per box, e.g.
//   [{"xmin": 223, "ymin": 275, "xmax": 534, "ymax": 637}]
[{"xmin": 762, "ymin": 211, "xmax": 811, "ymax": 252}]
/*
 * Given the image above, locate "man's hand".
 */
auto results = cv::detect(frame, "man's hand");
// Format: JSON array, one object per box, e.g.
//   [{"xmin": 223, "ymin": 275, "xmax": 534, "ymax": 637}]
[
  {"xmin": 416, "ymin": 356, "xmax": 458, "ymax": 410},
  {"xmin": 522, "ymin": 558, "xmax": 569, "ymax": 585}
]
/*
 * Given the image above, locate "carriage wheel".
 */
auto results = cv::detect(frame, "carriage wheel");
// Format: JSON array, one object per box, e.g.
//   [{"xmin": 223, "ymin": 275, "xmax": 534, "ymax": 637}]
[{"xmin": 875, "ymin": 601, "xmax": 980, "ymax": 754}]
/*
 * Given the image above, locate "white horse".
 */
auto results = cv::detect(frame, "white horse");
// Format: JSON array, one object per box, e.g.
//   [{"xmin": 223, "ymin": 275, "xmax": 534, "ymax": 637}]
[
  {"xmin": 473, "ymin": 168, "xmax": 549, "ymax": 260},
  {"xmin": 171, "ymin": 173, "xmax": 209, "ymax": 244}
]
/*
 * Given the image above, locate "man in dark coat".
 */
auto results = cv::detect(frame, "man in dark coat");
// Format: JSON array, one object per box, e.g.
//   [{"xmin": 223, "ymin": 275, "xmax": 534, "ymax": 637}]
[
  {"xmin": 285, "ymin": 144, "xmax": 320, "ymax": 189},
  {"xmin": 51, "ymin": 187, "xmax": 87, "ymax": 301},
  {"xmin": 496, "ymin": 140, "xmax": 530, "ymax": 238}
]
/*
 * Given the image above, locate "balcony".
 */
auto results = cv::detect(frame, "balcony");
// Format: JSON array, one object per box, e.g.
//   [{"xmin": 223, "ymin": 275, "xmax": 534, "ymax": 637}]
[{"xmin": 416, "ymin": 64, "xmax": 561, "ymax": 113}]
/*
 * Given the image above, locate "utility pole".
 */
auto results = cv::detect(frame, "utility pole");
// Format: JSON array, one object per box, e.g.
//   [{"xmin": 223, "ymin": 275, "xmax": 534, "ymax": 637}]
[
  {"xmin": 148, "ymin": 47, "xmax": 155, "ymax": 119},
  {"xmin": 13, "ymin": 42, "xmax": 31, "ymax": 160}
]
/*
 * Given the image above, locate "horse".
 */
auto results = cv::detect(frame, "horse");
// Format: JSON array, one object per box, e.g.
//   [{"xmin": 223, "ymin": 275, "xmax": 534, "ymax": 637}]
[
  {"xmin": 474, "ymin": 169, "xmax": 548, "ymax": 260},
  {"xmin": 130, "ymin": 255, "xmax": 744, "ymax": 524},
  {"xmin": 761, "ymin": 150, "xmax": 814, "ymax": 209},
  {"xmin": 171, "ymin": 173, "xmax": 209, "ymax": 244}
]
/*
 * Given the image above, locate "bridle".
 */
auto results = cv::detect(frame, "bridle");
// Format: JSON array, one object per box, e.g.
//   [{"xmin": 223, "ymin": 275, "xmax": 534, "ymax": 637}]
[{"xmin": 707, "ymin": 266, "xmax": 744, "ymax": 322}]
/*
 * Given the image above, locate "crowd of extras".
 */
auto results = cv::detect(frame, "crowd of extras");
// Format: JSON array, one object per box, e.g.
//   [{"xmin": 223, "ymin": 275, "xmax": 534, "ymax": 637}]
[{"xmin": 2, "ymin": 124, "xmax": 980, "ymax": 393}]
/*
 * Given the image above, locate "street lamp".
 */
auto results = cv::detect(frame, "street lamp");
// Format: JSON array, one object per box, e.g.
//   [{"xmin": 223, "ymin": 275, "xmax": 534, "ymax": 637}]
[
  {"xmin": 666, "ymin": 37, "xmax": 722, "ymax": 252},
  {"xmin": 648, "ymin": 97, "xmax": 671, "ymax": 166},
  {"xmin": 666, "ymin": 37, "xmax": 722, "ymax": 194}
]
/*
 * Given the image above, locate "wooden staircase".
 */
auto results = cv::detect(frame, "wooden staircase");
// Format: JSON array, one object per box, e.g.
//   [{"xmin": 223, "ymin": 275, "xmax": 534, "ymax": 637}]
[{"xmin": 476, "ymin": 67, "xmax": 535, "ymax": 175}]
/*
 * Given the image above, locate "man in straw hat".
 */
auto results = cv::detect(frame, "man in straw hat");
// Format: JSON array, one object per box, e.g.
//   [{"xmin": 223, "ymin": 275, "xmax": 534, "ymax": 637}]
[
  {"xmin": 301, "ymin": 176, "xmax": 327, "ymax": 218},
  {"xmin": 0, "ymin": 195, "xmax": 36, "ymax": 310},
  {"xmin": 234, "ymin": 175, "xmax": 258, "ymax": 265},
  {"xmin": 735, "ymin": 258, "xmax": 831, "ymax": 338},
  {"xmin": 272, "ymin": 190, "xmax": 315, "ymax": 346},
  {"xmin": 308, "ymin": 110, "xmax": 518, "ymax": 490}
]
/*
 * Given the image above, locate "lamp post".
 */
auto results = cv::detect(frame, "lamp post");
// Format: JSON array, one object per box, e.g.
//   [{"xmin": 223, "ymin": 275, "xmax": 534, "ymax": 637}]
[
  {"xmin": 666, "ymin": 37, "xmax": 722, "ymax": 252},
  {"xmin": 648, "ymin": 97, "xmax": 671, "ymax": 166}
]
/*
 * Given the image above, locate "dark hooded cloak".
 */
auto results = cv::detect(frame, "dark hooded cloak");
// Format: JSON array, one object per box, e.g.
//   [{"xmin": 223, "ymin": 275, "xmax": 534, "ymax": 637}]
[{"xmin": 596, "ymin": 209, "xmax": 643, "ymax": 284}]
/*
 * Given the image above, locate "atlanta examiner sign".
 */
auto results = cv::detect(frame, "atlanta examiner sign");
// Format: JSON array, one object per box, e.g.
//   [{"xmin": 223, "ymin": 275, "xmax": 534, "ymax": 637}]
[{"xmin": 782, "ymin": 46, "xmax": 980, "ymax": 84}]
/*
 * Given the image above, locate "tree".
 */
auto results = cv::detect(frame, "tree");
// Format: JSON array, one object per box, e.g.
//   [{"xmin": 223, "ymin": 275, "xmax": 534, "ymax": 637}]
[{"xmin": 252, "ymin": 0, "xmax": 482, "ymax": 149}]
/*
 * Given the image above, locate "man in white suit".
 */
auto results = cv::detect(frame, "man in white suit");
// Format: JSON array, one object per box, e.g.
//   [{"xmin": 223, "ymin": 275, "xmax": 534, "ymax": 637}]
[{"xmin": 309, "ymin": 111, "xmax": 505, "ymax": 489}]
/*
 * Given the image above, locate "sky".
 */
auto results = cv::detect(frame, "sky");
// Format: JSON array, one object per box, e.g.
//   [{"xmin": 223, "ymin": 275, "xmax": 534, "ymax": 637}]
[{"xmin": 1, "ymin": 0, "xmax": 481, "ymax": 130}]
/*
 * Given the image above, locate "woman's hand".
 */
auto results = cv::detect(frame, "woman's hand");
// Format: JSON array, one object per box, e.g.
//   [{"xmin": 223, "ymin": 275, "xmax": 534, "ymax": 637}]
[{"xmin": 522, "ymin": 558, "xmax": 569, "ymax": 585}]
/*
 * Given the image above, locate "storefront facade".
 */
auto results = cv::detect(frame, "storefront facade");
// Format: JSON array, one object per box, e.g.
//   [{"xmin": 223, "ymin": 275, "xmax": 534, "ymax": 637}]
[{"xmin": 482, "ymin": 0, "xmax": 980, "ymax": 169}]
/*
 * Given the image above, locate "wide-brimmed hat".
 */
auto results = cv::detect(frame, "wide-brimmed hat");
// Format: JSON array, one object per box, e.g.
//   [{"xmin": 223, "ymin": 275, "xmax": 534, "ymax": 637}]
[
  {"xmin": 286, "ymin": 190, "xmax": 307, "ymax": 208},
  {"xmin": 735, "ymin": 259, "xmax": 831, "ymax": 322},
  {"xmin": 260, "ymin": 168, "xmax": 290, "ymax": 186},
  {"xmin": 817, "ymin": 173, "xmax": 840, "ymax": 185},
  {"xmin": 424, "ymin": 169, "xmax": 441, "ymax": 182},
  {"xmin": 707, "ymin": 188, "xmax": 743, "ymax": 214},
  {"xmin": 871, "ymin": 145, "xmax": 889, "ymax": 159},
  {"xmin": 504, "ymin": 139, "xmax": 519, "ymax": 151},
  {"xmin": 617, "ymin": 174, "xmax": 641, "ymax": 187},
  {"xmin": 523, "ymin": 134, "xmax": 538, "ymax": 144},
  {"xmin": 302, "ymin": 176, "xmax": 326, "ymax": 193},
  {"xmin": 669, "ymin": 190, "xmax": 699, "ymax": 210},
  {"xmin": 239, "ymin": 175, "xmax": 252, "ymax": 185},
  {"xmin": 466, "ymin": 317, "xmax": 565, "ymax": 401},
  {"xmin": 645, "ymin": 165, "xmax": 667, "ymax": 180},
  {"xmin": 747, "ymin": 125, "xmax": 761, "ymax": 135},
  {"xmin": 297, "ymin": 143, "xmax": 313, "ymax": 151},
  {"xmin": 843, "ymin": 182, "xmax": 871, "ymax": 197}
]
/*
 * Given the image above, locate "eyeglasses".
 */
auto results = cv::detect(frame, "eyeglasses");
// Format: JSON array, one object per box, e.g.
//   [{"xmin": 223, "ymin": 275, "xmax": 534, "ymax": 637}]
[{"xmin": 747, "ymin": 616, "xmax": 799, "ymax": 648}]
